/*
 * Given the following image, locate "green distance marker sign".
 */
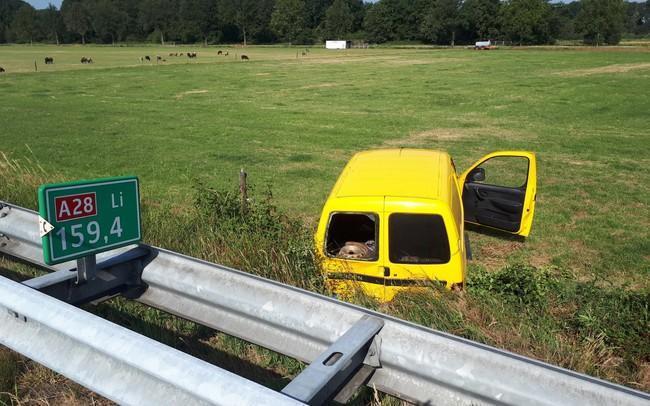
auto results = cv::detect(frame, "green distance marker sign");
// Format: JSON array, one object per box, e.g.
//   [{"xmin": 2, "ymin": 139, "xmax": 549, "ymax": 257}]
[{"xmin": 38, "ymin": 176, "xmax": 141, "ymax": 265}]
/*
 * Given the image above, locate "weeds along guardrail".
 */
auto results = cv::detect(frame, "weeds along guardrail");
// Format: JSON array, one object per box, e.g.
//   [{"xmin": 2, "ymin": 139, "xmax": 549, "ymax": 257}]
[{"xmin": 1, "ymin": 200, "xmax": 649, "ymax": 405}]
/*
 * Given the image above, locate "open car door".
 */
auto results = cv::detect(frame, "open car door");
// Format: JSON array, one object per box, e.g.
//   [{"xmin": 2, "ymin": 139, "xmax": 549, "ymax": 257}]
[{"xmin": 460, "ymin": 151, "xmax": 536, "ymax": 237}]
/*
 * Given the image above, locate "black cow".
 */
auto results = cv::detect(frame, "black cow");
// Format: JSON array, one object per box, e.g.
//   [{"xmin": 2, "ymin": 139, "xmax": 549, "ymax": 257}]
[
  {"xmin": 145, "ymin": 55, "xmax": 151, "ymax": 61},
  {"xmin": 81, "ymin": 56, "xmax": 93, "ymax": 64},
  {"xmin": 217, "ymin": 50, "xmax": 222, "ymax": 55},
  {"xmin": 0, "ymin": 67, "xmax": 5, "ymax": 73},
  {"xmin": 241, "ymin": 54, "xmax": 249, "ymax": 61},
  {"xmin": 44, "ymin": 57, "xmax": 54, "ymax": 64}
]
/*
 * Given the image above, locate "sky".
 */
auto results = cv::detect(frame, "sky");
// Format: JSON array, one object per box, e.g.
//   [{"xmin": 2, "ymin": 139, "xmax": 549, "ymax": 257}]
[{"xmin": 28, "ymin": 0, "xmax": 61, "ymax": 9}]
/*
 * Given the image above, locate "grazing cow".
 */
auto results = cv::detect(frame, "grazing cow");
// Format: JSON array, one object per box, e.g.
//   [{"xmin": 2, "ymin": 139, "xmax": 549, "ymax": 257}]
[
  {"xmin": 44, "ymin": 57, "xmax": 54, "ymax": 64},
  {"xmin": 241, "ymin": 54, "xmax": 249, "ymax": 61},
  {"xmin": 217, "ymin": 50, "xmax": 222, "ymax": 55},
  {"xmin": 225, "ymin": 51, "xmax": 229, "ymax": 56},
  {"xmin": 302, "ymin": 52, "xmax": 306, "ymax": 56},
  {"xmin": 0, "ymin": 67, "xmax": 5, "ymax": 73},
  {"xmin": 145, "ymin": 55, "xmax": 151, "ymax": 61},
  {"xmin": 156, "ymin": 55, "xmax": 162, "ymax": 62},
  {"xmin": 80, "ymin": 56, "xmax": 93, "ymax": 64},
  {"xmin": 169, "ymin": 53, "xmax": 174, "ymax": 56},
  {"xmin": 187, "ymin": 52, "xmax": 197, "ymax": 58},
  {"xmin": 179, "ymin": 53, "xmax": 184, "ymax": 56}
]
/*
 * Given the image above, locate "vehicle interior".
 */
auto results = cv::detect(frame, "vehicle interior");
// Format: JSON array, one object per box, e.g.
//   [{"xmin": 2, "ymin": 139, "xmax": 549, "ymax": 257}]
[
  {"xmin": 462, "ymin": 156, "xmax": 529, "ymax": 233},
  {"xmin": 325, "ymin": 213, "xmax": 378, "ymax": 260}
]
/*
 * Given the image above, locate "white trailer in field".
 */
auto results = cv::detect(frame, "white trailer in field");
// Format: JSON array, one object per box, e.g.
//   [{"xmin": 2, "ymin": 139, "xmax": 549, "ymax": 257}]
[
  {"xmin": 474, "ymin": 40, "xmax": 493, "ymax": 50},
  {"xmin": 325, "ymin": 40, "xmax": 351, "ymax": 49}
]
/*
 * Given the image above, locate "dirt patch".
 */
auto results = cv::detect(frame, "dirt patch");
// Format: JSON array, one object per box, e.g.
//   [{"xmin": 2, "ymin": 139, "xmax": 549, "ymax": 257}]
[
  {"xmin": 386, "ymin": 128, "xmax": 470, "ymax": 144},
  {"xmin": 556, "ymin": 63, "xmax": 650, "ymax": 77},
  {"xmin": 478, "ymin": 240, "xmax": 524, "ymax": 269},
  {"xmin": 255, "ymin": 73, "xmax": 270, "ymax": 76},
  {"xmin": 299, "ymin": 56, "xmax": 398, "ymax": 65},
  {"xmin": 383, "ymin": 126, "xmax": 526, "ymax": 146},
  {"xmin": 299, "ymin": 82, "xmax": 338, "ymax": 90},
  {"xmin": 528, "ymin": 242, "xmax": 554, "ymax": 268},
  {"xmin": 175, "ymin": 89, "xmax": 209, "ymax": 100},
  {"xmin": 386, "ymin": 57, "xmax": 465, "ymax": 66}
]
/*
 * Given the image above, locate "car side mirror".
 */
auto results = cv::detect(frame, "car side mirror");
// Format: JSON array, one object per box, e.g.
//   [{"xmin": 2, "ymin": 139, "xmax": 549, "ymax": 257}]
[{"xmin": 468, "ymin": 167, "xmax": 485, "ymax": 183}]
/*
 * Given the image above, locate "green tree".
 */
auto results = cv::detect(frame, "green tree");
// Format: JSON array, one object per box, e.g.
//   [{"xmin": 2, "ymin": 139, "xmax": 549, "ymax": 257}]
[
  {"xmin": 420, "ymin": 0, "xmax": 465, "ymax": 46},
  {"xmin": 11, "ymin": 4, "xmax": 36, "ymax": 44},
  {"xmin": 61, "ymin": 0, "xmax": 91, "ymax": 44},
  {"xmin": 363, "ymin": 2, "xmax": 391, "ymax": 43},
  {"xmin": 41, "ymin": 3, "xmax": 64, "ymax": 45},
  {"xmin": 364, "ymin": 0, "xmax": 428, "ymax": 43},
  {"xmin": 500, "ymin": 0, "xmax": 552, "ymax": 45},
  {"xmin": 90, "ymin": 0, "xmax": 127, "ymax": 44},
  {"xmin": 461, "ymin": 0, "xmax": 501, "ymax": 40},
  {"xmin": 270, "ymin": 0, "xmax": 306, "ymax": 43},
  {"xmin": 576, "ymin": 0, "xmax": 625, "ymax": 45},
  {"xmin": 322, "ymin": 0, "xmax": 353, "ymax": 39},
  {"xmin": 1, "ymin": 0, "xmax": 28, "ymax": 43},
  {"xmin": 219, "ymin": 0, "xmax": 261, "ymax": 46},
  {"xmin": 138, "ymin": 0, "xmax": 177, "ymax": 45},
  {"xmin": 178, "ymin": 0, "xmax": 217, "ymax": 45}
]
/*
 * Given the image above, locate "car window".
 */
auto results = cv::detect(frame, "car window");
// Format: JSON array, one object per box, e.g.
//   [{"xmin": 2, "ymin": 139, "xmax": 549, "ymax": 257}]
[
  {"xmin": 473, "ymin": 156, "xmax": 529, "ymax": 188},
  {"xmin": 326, "ymin": 213, "xmax": 378, "ymax": 261},
  {"xmin": 389, "ymin": 214, "xmax": 450, "ymax": 264}
]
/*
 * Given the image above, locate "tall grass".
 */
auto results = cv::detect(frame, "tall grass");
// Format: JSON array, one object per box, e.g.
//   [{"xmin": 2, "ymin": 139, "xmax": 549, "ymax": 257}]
[{"xmin": 0, "ymin": 152, "xmax": 648, "ymax": 403}]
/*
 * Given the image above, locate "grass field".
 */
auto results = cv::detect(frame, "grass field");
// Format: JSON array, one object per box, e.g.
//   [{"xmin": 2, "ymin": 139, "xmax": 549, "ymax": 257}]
[{"xmin": 1, "ymin": 44, "xmax": 649, "ymax": 403}]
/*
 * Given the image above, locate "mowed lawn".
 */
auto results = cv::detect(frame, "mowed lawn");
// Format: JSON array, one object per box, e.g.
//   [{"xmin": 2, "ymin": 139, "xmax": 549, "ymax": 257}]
[{"xmin": 1, "ymin": 44, "xmax": 649, "ymax": 287}]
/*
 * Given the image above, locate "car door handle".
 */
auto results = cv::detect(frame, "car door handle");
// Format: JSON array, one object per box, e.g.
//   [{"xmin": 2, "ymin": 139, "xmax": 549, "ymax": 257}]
[{"xmin": 383, "ymin": 267, "xmax": 390, "ymax": 277}]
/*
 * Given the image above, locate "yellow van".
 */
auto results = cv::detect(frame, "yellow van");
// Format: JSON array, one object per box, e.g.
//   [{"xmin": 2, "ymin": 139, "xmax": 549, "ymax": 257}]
[{"xmin": 315, "ymin": 149, "xmax": 537, "ymax": 302}]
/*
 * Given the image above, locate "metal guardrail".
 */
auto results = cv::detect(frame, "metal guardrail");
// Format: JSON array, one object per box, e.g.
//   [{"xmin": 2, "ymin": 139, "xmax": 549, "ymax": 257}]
[
  {"xmin": 1, "ymin": 201, "xmax": 649, "ymax": 405},
  {"xmin": 0, "ymin": 277, "xmax": 302, "ymax": 406}
]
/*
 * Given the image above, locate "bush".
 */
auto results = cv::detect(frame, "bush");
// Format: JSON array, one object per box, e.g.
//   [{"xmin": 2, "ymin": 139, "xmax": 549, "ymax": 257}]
[
  {"xmin": 192, "ymin": 181, "xmax": 325, "ymax": 293},
  {"xmin": 468, "ymin": 264, "xmax": 559, "ymax": 306}
]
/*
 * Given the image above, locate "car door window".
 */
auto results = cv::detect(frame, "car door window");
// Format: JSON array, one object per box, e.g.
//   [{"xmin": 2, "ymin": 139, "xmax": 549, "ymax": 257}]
[{"xmin": 473, "ymin": 156, "xmax": 529, "ymax": 188}]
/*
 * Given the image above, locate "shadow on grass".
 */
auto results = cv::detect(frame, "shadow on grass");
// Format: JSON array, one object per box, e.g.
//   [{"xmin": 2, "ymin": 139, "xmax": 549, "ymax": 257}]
[
  {"xmin": 0, "ymin": 267, "xmax": 30, "ymax": 283},
  {"xmin": 91, "ymin": 302, "xmax": 294, "ymax": 391}
]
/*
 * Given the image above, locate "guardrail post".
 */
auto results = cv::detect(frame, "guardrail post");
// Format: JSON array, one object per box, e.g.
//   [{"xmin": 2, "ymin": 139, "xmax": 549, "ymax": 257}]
[
  {"xmin": 281, "ymin": 315, "xmax": 384, "ymax": 405},
  {"xmin": 76, "ymin": 255, "xmax": 97, "ymax": 283}
]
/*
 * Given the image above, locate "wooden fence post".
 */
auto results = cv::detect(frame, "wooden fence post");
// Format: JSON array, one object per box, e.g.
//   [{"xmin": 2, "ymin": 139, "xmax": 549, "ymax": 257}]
[{"xmin": 239, "ymin": 168, "xmax": 248, "ymax": 215}]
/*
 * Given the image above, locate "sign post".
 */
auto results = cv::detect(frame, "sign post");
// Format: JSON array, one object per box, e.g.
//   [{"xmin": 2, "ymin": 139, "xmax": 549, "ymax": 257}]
[{"xmin": 38, "ymin": 177, "xmax": 141, "ymax": 282}]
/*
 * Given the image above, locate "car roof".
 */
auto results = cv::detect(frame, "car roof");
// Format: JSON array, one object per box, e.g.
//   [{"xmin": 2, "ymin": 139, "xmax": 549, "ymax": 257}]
[{"xmin": 333, "ymin": 149, "xmax": 451, "ymax": 200}]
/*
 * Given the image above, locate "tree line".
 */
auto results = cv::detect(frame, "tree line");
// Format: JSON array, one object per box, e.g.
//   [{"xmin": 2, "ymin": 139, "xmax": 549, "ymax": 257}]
[{"xmin": 1, "ymin": 0, "xmax": 648, "ymax": 46}]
